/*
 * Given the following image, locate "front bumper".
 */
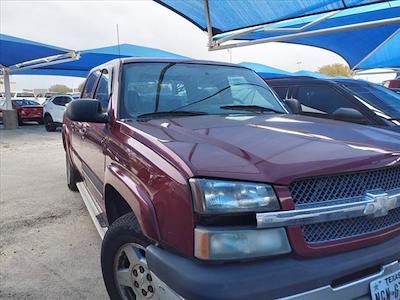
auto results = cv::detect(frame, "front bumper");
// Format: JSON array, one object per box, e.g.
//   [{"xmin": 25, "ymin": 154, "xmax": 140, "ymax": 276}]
[{"xmin": 147, "ymin": 234, "xmax": 400, "ymax": 300}]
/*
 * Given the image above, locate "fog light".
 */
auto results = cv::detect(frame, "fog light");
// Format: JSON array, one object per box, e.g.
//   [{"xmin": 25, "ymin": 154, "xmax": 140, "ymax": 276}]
[{"xmin": 195, "ymin": 227, "xmax": 291, "ymax": 260}]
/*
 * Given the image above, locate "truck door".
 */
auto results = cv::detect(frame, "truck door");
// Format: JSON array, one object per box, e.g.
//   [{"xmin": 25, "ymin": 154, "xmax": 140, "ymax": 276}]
[
  {"xmin": 76, "ymin": 69, "xmax": 111, "ymax": 208},
  {"xmin": 70, "ymin": 70, "xmax": 102, "ymax": 202}
]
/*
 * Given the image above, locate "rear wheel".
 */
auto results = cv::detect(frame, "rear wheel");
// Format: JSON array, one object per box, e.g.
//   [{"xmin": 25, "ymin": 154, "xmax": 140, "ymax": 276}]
[
  {"xmin": 66, "ymin": 155, "xmax": 79, "ymax": 191},
  {"xmin": 101, "ymin": 213, "xmax": 153, "ymax": 300},
  {"xmin": 38, "ymin": 119, "xmax": 44, "ymax": 125},
  {"xmin": 44, "ymin": 114, "xmax": 56, "ymax": 132}
]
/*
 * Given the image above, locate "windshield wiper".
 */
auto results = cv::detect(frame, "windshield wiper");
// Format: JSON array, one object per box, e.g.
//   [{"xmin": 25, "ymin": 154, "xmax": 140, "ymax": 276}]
[
  {"xmin": 136, "ymin": 110, "xmax": 208, "ymax": 120},
  {"xmin": 220, "ymin": 105, "xmax": 283, "ymax": 114}
]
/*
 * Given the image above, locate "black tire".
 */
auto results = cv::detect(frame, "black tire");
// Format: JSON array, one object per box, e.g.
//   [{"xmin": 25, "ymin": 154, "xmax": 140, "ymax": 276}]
[
  {"xmin": 44, "ymin": 114, "xmax": 56, "ymax": 132},
  {"xmin": 66, "ymin": 155, "xmax": 79, "ymax": 191},
  {"xmin": 18, "ymin": 118, "xmax": 23, "ymax": 126},
  {"xmin": 38, "ymin": 119, "xmax": 44, "ymax": 125},
  {"xmin": 101, "ymin": 213, "xmax": 151, "ymax": 300}
]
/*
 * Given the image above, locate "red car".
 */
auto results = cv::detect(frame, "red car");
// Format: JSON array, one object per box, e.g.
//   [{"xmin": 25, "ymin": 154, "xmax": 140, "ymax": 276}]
[
  {"xmin": 0, "ymin": 99, "xmax": 44, "ymax": 125},
  {"xmin": 383, "ymin": 77, "xmax": 400, "ymax": 93}
]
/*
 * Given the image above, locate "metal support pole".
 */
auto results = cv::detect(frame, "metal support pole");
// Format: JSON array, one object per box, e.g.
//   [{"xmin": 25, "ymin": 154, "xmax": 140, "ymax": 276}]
[
  {"xmin": 3, "ymin": 69, "xmax": 12, "ymax": 110},
  {"xmin": 2, "ymin": 69, "xmax": 18, "ymax": 129},
  {"xmin": 204, "ymin": 0, "xmax": 215, "ymax": 49}
]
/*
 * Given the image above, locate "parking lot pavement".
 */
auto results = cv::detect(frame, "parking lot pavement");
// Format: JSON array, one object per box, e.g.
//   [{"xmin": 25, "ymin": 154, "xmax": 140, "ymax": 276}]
[{"xmin": 0, "ymin": 125, "xmax": 108, "ymax": 300}]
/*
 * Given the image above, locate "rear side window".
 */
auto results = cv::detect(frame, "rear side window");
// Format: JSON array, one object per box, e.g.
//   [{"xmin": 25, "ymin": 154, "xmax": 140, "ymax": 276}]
[
  {"xmin": 82, "ymin": 71, "xmax": 100, "ymax": 98},
  {"xmin": 271, "ymin": 86, "xmax": 289, "ymax": 99},
  {"xmin": 93, "ymin": 69, "xmax": 110, "ymax": 111},
  {"xmin": 52, "ymin": 96, "xmax": 70, "ymax": 106},
  {"xmin": 296, "ymin": 86, "xmax": 357, "ymax": 115}
]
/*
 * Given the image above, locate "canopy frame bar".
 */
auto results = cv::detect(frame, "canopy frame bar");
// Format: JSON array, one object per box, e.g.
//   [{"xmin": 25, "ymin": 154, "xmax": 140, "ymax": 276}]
[
  {"xmin": 0, "ymin": 51, "xmax": 80, "ymax": 122},
  {"xmin": 354, "ymin": 68, "xmax": 400, "ymax": 75},
  {"xmin": 8, "ymin": 51, "xmax": 80, "ymax": 71},
  {"xmin": 207, "ymin": 17, "xmax": 400, "ymax": 51},
  {"xmin": 215, "ymin": 10, "xmax": 340, "ymax": 45},
  {"xmin": 351, "ymin": 28, "xmax": 400, "ymax": 73}
]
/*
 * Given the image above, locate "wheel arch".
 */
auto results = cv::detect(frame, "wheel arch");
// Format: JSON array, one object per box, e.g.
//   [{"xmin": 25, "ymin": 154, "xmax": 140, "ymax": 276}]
[{"xmin": 104, "ymin": 165, "xmax": 161, "ymax": 242}]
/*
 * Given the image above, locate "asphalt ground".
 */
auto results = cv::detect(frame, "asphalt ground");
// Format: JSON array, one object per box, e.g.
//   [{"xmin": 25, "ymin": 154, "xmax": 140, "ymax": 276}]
[{"xmin": 0, "ymin": 125, "xmax": 108, "ymax": 299}]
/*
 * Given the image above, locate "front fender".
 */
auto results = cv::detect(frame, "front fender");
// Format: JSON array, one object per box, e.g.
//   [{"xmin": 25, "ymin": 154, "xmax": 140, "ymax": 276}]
[{"xmin": 105, "ymin": 163, "xmax": 161, "ymax": 241}]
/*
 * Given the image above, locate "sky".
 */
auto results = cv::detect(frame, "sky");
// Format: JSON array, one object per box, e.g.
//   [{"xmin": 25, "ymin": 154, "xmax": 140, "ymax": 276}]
[{"xmin": 0, "ymin": 0, "xmax": 395, "ymax": 90}]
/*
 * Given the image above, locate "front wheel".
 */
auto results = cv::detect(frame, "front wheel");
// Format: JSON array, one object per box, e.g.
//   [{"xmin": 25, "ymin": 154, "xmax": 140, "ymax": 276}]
[
  {"xmin": 101, "ymin": 213, "xmax": 153, "ymax": 300},
  {"xmin": 44, "ymin": 114, "xmax": 56, "ymax": 132}
]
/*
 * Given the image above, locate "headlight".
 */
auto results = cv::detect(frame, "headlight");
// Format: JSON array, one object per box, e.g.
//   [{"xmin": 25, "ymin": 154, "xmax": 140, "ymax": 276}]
[
  {"xmin": 195, "ymin": 227, "xmax": 291, "ymax": 260},
  {"xmin": 189, "ymin": 178, "xmax": 280, "ymax": 214}
]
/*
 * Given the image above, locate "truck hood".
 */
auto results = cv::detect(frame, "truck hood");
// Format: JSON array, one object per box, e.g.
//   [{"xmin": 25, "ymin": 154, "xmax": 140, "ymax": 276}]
[{"xmin": 124, "ymin": 114, "xmax": 400, "ymax": 185}]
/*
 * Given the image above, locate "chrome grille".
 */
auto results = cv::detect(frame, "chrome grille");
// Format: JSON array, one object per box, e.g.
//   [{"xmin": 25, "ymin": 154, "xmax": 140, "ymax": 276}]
[
  {"xmin": 290, "ymin": 167, "xmax": 400, "ymax": 206},
  {"xmin": 303, "ymin": 208, "xmax": 400, "ymax": 243},
  {"xmin": 289, "ymin": 167, "xmax": 400, "ymax": 243}
]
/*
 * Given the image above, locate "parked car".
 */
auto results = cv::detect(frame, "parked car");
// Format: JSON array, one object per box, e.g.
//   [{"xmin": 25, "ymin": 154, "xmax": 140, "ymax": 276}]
[
  {"xmin": 67, "ymin": 92, "xmax": 81, "ymax": 99},
  {"xmin": 43, "ymin": 94, "xmax": 76, "ymax": 131},
  {"xmin": 36, "ymin": 92, "xmax": 59, "ymax": 105},
  {"xmin": 383, "ymin": 77, "xmax": 400, "ymax": 94},
  {"xmin": 63, "ymin": 58, "xmax": 400, "ymax": 300},
  {"xmin": 267, "ymin": 77, "xmax": 400, "ymax": 131},
  {"xmin": 12, "ymin": 91, "xmax": 37, "ymax": 101},
  {"xmin": 0, "ymin": 99, "xmax": 43, "ymax": 125}
]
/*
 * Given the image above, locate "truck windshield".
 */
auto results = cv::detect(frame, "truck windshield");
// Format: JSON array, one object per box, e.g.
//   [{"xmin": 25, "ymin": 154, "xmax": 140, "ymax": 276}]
[
  {"xmin": 342, "ymin": 82, "xmax": 400, "ymax": 120},
  {"xmin": 120, "ymin": 62, "xmax": 286, "ymax": 119}
]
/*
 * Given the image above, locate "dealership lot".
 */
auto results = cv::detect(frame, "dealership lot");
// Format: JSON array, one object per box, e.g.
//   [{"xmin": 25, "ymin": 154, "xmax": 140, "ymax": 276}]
[{"xmin": 0, "ymin": 125, "xmax": 107, "ymax": 299}]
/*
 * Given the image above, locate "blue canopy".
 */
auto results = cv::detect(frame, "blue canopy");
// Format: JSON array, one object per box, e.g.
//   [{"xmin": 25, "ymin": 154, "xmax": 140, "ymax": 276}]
[
  {"xmin": 155, "ymin": 1, "xmax": 400, "ymax": 70},
  {"xmin": 0, "ymin": 34, "xmax": 72, "ymax": 67},
  {"xmin": 356, "ymin": 31, "xmax": 400, "ymax": 69},
  {"xmin": 156, "ymin": 0, "xmax": 391, "ymax": 34},
  {"xmin": 239, "ymin": 62, "xmax": 293, "ymax": 78},
  {"xmin": 9, "ymin": 43, "xmax": 188, "ymax": 77}
]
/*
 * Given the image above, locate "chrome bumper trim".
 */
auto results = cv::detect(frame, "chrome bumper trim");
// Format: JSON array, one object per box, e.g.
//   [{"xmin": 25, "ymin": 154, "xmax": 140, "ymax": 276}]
[
  {"xmin": 280, "ymin": 261, "xmax": 400, "ymax": 300},
  {"xmin": 257, "ymin": 189, "xmax": 400, "ymax": 228}
]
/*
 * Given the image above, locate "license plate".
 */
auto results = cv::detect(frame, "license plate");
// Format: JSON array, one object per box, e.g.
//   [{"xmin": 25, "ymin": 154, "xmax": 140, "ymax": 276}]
[{"xmin": 370, "ymin": 270, "xmax": 400, "ymax": 300}]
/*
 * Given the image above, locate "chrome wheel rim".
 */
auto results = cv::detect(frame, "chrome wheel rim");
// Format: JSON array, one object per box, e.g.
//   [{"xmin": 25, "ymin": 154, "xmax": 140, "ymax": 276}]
[{"xmin": 114, "ymin": 243, "xmax": 154, "ymax": 300}]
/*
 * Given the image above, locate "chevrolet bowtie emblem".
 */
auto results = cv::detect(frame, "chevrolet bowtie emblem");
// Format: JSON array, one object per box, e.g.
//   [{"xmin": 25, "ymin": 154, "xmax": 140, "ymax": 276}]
[{"xmin": 364, "ymin": 191, "xmax": 397, "ymax": 218}]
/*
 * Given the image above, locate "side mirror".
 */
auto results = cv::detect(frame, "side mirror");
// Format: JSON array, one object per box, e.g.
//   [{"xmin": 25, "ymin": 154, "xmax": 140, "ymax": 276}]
[
  {"xmin": 283, "ymin": 98, "xmax": 302, "ymax": 114},
  {"xmin": 332, "ymin": 108, "xmax": 367, "ymax": 124},
  {"xmin": 65, "ymin": 99, "xmax": 108, "ymax": 123}
]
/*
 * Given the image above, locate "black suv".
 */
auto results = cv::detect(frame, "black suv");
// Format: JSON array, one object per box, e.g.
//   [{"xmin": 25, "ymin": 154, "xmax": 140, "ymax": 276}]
[{"xmin": 267, "ymin": 77, "xmax": 400, "ymax": 132}]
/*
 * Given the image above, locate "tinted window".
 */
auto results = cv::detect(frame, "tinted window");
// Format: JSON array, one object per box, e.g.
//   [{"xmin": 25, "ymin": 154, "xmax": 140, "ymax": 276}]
[
  {"xmin": 52, "ymin": 96, "xmax": 70, "ymax": 106},
  {"xmin": 121, "ymin": 63, "xmax": 285, "ymax": 118},
  {"xmin": 82, "ymin": 71, "xmax": 100, "ymax": 98},
  {"xmin": 271, "ymin": 86, "xmax": 289, "ymax": 99},
  {"xmin": 342, "ymin": 82, "xmax": 400, "ymax": 119},
  {"xmin": 297, "ymin": 86, "xmax": 356, "ymax": 115},
  {"xmin": 94, "ymin": 69, "xmax": 110, "ymax": 111},
  {"xmin": 14, "ymin": 100, "xmax": 39, "ymax": 106}
]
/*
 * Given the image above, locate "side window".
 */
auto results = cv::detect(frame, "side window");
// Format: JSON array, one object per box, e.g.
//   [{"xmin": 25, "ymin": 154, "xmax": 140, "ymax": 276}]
[
  {"xmin": 296, "ymin": 86, "xmax": 357, "ymax": 115},
  {"xmin": 93, "ymin": 69, "xmax": 110, "ymax": 111},
  {"xmin": 52, "ymin": 97, "xmax": 64, "ymax": 106},
  {"xmin": 272, "ymin": 86, "xmax": 289, "ymax": 99},
  {"xmin": 63, "ymin": 96, "xmax": 72, "ymax": 105},
  {"xmin": 82, "ymin": 71, "xmax": 101, "ymax": 98},
  {"xmin": 52, "ymin": 96, "xmax": 71, "ymax": 106}
]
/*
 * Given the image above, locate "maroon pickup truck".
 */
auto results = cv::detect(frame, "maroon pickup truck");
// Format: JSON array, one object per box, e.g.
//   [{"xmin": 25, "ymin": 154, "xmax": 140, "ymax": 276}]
[{"xmin": 62, "ymin": 58, "xmax": 400, "ymax": 300}]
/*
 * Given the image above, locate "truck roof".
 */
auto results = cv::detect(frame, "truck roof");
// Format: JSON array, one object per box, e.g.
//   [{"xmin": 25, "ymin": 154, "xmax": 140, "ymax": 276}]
[{"xmin": 90, "ymin": 57, "xmax": 248, "ymax": 73}]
